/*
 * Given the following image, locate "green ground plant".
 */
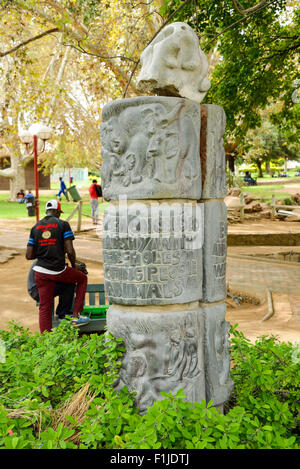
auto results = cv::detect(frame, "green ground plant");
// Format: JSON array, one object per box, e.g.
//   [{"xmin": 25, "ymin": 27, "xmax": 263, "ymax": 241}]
[{"xmin": 0, "ymin": 322, "xmax": 299, "ymax": 449}]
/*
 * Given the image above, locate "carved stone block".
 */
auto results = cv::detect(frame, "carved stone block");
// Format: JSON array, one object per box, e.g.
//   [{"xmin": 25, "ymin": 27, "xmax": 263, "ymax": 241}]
[
  {"xmin": 203, "ymin": 303, "xmax": 233, "ymax": 406},
  {"xmin": 100, "ymin": 96, "xmax": 201, "ymax": 200},
  {"xmin": 136, "ymin": 22, "xmax": 211, "ymax": 103},
  {"xmin": 202, "ymin": 201, "xmax": 227, "ymax": 302},
  {"xmin": 107, "ymin": 305, "xmax": 206, "ymax": 413},
  {"xmin": 102, "ymin": 202, "xmax": 204, "ymax": 305},
  {"xmin": 200, "ymin": 105, "xmax": 227, "ymax": 199}
]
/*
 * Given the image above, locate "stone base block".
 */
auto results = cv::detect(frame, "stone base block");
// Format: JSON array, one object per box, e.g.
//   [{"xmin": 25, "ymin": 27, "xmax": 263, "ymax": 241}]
[
  {"xmin": 107, "ymin": 305, "xmax": 206, "ymax": 413},
  {"xmin": 107, "ymin": 303, "xmax": 233, "ymax": 412}
]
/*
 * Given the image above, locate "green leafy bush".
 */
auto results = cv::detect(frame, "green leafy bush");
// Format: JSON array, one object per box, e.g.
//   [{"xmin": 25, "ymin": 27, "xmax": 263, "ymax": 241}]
[
  {"xmin": 282, "ymin": 197, "xmax": 296, "ymax": 206},
  {"xmin": 0, "ymin": 321, "xmax": 299, "ymax": 449}
]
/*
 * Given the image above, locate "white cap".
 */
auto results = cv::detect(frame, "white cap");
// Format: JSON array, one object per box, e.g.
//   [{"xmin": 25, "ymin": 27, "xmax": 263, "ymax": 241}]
[{"xmin": 45, "ymin": 200, "xmax": 63, "ymax": 212}]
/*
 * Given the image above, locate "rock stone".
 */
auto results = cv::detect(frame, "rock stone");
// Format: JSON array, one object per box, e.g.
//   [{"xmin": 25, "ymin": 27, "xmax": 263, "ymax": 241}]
[
  {"xmin": 136, "ymin": 22, "xmax": 210, "ymax": 103},
  {"xmin": 102, "ymin": 202, "xmax": 204, "ymax": 305},
  {"xmin": 107, "ymin": 305, "xmax": 206, "ymax": 413},
  {"xmin": 244, "ymin": 203, "xmax": 263, "ymax": 213},
  {"xmin": 100, "ymin": 96, "xmax": 202, "ymax": 200},
  {"xmin": 228, "ymin": 188, "xmax": 241, "ymax": 197},
  {"xmin": 244, "ymin": 195, "xmax": 260, "ymax": 205},
  {"xmin": 292, "ymin": 194, "xmax": 300, "ymax": 205},
  {"xmin": 202, "ymin": 201, "xmax": 227, "ymax": 302},
  {"xmin": 200, "ymin": 105, "xmax": 227, "ymax": 199},
  {"xmin": 203, "ymin": 303, "xmax": 234, "ymax": 406}
]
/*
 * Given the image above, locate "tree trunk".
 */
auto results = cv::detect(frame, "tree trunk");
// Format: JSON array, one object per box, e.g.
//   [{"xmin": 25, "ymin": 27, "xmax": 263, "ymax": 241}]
[
  {"xmin": 10, "ymin": 156, "xmax": 26, "ymax": 201},
  {"xmin": 1, "ymin": 47, "xmax": 70, "ymax": 200},
  {"xmin": 256, "ymin": 160, "xmax": 263, "ymax": 178},
  {"xmin": 0, "ymin": 141, "xmax": 26, "ymax": 201}
]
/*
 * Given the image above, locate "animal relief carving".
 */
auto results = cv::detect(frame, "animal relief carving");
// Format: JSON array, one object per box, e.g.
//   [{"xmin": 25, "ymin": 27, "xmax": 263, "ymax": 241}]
[
  {"xmin": 109, "ymin": 309, "xmax": 205, "ymax": 413},
  {"xmin": 100, "ymin": 97, "xmax": 201, "ymax": 200}
]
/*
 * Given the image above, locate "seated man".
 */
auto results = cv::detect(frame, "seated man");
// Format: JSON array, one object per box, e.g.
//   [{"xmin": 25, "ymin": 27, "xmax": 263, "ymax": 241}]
[
  {"xmin": 25, "ymin": 199, "xmax": 89, "ymax": 333},
  {"xmin": 17, "ymin": 190, "xmax": 25, "ymax": 203},
  {"xmin": 28, "ymin": 260, "xmax": 75, "ymax": 321},
  {"xmin": 24, "ymin": 190, "xmax": 34, "ymax": 200}
]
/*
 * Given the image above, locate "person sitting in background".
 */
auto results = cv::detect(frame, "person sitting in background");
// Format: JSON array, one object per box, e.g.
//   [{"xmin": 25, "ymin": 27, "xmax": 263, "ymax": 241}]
[
  {"xmin": 24, "ymin": 190, "xmax": 34, "ymax": 200},
  {"xmin": 16, "ymin": 189, "xmax": 25, "ymax": 203}
]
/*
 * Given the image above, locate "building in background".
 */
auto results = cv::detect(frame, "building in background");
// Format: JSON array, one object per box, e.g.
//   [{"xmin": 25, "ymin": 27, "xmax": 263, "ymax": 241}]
[{"xmin": 50, "ymin": 167, "xmax": 89, "ymax": 184}]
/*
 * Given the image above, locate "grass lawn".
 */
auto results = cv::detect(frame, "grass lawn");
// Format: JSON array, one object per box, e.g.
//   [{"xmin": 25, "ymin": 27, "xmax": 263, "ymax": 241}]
[
  {"xmin": 239, "ymin": 170, "xmax": 300, "ymax": 181},
  {"xmin": 0, "ymin": 192, "xmax": 108, "ymax": 220},
  {"xmin": 241, "ymin": 184, "xmax": 297, "ymax": 203}
]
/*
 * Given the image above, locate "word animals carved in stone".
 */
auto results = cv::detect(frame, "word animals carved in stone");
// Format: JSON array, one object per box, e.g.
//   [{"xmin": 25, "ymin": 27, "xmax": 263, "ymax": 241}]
[{"xmin": 102, "ymin": 203, "xmax": 204, "ymax": 305}]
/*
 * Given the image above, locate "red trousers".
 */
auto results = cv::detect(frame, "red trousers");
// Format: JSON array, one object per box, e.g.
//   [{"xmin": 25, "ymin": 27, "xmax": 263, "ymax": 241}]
[{"xmin": 35, "ymin": 267, "xmax": 87, "ymax": 333}]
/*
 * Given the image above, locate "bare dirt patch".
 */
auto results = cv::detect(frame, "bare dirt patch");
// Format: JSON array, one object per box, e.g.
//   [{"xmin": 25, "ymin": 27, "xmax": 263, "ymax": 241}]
[{"xmin": 226, "ymin": 289, "xmax": 300, "ymax": 343}]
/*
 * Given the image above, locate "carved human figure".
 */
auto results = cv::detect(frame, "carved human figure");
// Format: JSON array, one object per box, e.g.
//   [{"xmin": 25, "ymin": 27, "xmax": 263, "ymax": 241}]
[
  {"xmin": 118, "ymin": 107, "xmax": 149, "ymax": 185},
  {"xmin": 142, "ymin": 102, "xmax": 181, "ymax": 183},
  {"xmin": 166, "ymin": 318, "xmax": 199, "ymax": 381},
  {"xmin": 215, "ymin": 319, "xmax": 231, "ymax": 386},
  {"xmin": 142, "ymin": 101, "xmax": 199, "ymax": 187},
  {"xmin": 100, "ymin": 116, "xmax": 129, "ymax": 187},
  {"xmin": 137, "ymin": 22, "xmax": 211, "ymax": 103}
]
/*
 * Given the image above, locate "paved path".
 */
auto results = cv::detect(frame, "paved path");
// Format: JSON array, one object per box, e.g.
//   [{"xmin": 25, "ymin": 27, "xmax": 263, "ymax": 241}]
[
  {"xmin": 226, "ymin": 255, "xmax": 300, "ymax": 295},
  {"xmin": 1, "ymin": 224, "xmax": 300, "ymax": 297}
]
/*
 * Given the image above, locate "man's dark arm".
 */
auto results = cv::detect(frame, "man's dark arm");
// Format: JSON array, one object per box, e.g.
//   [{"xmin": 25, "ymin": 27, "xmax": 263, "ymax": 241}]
[
  {"xmin": 26, "ymin": 245, "xmax": 36, "ymax": 260},
  {"xmin": 64, "ymin": 239, "xmax": 76, "ymax": 268}
]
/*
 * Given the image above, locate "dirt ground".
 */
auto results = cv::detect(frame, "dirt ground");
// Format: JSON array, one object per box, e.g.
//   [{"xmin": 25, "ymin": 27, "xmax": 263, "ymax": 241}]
[
  {"xmin": 0, "ymin": 252, "xmax": 104, "ymax": 333},
  {"xmin": 225, "ymin": 289, "xmax": 300, "ymax": 343},
  {"xmin": 0, "ymin": 249, "xmax": 299, "ymax": 343}
]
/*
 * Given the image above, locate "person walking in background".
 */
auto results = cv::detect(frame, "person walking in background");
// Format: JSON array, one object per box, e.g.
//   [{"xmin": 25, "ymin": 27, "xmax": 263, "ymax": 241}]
[
  {"xmin": 89, "ymin": 179, "xmax": 102, "ymax": 225},
  {"xmin": 25, "ymin": 199, "xmax": 89, "ymax": 332},
  {"xmin": 56, "ymin": 177, "xmax": 69, "ymax": 201}
]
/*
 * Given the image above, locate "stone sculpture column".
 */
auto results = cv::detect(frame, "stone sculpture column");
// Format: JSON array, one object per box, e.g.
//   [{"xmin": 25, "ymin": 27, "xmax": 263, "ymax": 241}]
[{"xmin": 100, "ymin": 22, "xmax": 233, "ymax": 414}]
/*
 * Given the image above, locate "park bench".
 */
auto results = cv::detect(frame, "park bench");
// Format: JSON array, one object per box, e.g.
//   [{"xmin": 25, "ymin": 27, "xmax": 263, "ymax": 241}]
[{"xmin": 52, "ymin": 283, "xmax": 109, "ymax": 332}]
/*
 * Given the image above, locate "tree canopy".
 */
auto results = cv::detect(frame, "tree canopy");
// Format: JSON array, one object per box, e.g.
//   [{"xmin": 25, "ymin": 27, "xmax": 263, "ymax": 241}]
[
  {"xmin": 0, "ymin": 0, "xmax": 299, "ymax": 197},
  {"xmin": 162, "ymin": 0, "xmax": 299, "ymax": 139},
  {"xmin": 0, "ymin": 0, "xmax": 163, "ymax": 197}
]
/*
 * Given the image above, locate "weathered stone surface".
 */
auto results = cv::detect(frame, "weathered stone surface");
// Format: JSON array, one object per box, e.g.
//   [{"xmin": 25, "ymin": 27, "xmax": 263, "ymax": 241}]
[
  {"xmin": 107, "ymin": 305, "xmax": 206, "ymax": 413},
  {"xmin": 102, "ymin": 202, "xmax": 204, "ymax": 305},
  {"xmin": 100, "ymin": 96, "xmax": 201, "ymax": 201},
  {"xmin": 202, "ymin": 201, "xmax": 227, "ymax": 302},
  {"xmin": 136, "ymin": 22, "xmax": 210, "ymax": 103},
  {"xmin": 203, "ymin": 303, "xmax": 234, "ymax": 406},
  {"xmin": 201, "ymin": 105, "xmax": 227, "ymax": 199}
]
